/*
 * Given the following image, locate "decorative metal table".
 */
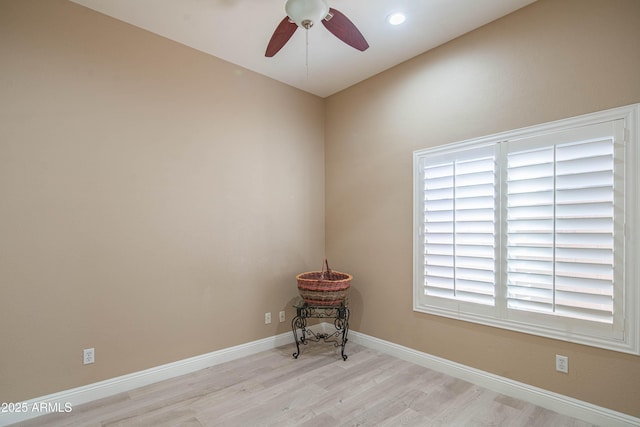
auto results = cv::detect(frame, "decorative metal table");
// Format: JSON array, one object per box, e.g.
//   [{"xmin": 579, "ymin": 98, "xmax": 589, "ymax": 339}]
[{"xmin": 291, "ymin": 298, "xmax": 350, "ymax": 361}]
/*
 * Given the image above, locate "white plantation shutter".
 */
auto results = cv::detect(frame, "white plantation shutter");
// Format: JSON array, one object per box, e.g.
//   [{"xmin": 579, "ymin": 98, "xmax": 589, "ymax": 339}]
[
  {"xmin": 422, "ymin": 148, "xmax": 497, "ymax": 306},
  {"xmin": 414, "ymin": 104, "xmax": 639, "ymax": 354},
  {"xmin": 505, "ymin": 122, "xmax": 623, "ymax": 325}
]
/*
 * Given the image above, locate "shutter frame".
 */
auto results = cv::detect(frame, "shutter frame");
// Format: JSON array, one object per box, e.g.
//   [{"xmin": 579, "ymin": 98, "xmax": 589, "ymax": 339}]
[{"xmin": 414, "ymin": 103, "xmax": 640, "ymax": 355}]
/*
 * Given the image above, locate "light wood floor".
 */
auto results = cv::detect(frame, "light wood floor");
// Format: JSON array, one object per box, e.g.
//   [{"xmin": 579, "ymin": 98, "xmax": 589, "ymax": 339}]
[{"xmin": 15, "ymin": 343, "xmax": 597, "ymax": 427}]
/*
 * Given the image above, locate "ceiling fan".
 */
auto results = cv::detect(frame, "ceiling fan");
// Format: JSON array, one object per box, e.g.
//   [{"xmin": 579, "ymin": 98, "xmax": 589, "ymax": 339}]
[{"xmin": 265, "ymin": 0, "xmax": 369, "ymax": 57}]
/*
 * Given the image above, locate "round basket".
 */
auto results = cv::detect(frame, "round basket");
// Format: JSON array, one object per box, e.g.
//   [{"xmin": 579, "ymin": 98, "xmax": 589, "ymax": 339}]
[{"xmin": 297, "ymin": 258, "xmax": 352, "ymax": 306}]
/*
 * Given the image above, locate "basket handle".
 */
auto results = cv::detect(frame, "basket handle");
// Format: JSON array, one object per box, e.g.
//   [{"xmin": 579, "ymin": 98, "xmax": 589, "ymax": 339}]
[{"xmin": 319, "ymin": 257, "xmax": 332, "ymax": 280}]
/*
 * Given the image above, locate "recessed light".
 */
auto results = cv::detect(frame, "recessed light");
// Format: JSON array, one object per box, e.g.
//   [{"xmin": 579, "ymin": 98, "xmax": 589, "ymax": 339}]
[{"xmin": 387, "ymin": 12, "xmax": 406, "ymax": 26}]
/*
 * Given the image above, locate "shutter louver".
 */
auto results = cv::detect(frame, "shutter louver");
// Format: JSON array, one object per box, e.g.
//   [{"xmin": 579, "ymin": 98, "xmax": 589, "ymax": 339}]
[{"xmin": 423, "ymin": 152, "xmax": 497, "ymax": 306}]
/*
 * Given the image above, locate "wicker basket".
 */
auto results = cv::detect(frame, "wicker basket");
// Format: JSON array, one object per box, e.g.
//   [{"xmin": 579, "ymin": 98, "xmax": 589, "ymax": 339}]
[{"xmin": 297, "ymin": 258, "xmax": 352, "ymax": 306}]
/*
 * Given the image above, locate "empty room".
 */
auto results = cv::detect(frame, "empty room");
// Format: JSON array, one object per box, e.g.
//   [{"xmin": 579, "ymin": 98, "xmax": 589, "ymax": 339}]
[{"xmin": 1, "ymin": 0, "xmax": 639, "ymax": 425}]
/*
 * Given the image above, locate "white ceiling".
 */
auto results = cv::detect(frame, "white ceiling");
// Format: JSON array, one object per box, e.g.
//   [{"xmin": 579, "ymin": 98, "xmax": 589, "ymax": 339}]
[{"xmin": 70, "ymin": 0, "xmax": 536, "ymax": 98}]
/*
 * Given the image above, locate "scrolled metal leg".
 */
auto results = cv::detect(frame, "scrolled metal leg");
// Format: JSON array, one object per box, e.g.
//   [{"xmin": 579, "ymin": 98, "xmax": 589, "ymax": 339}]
[
  {"xmin": 291, "ymin": 315, "xmax": 306, "ymax": 359},
  {"xmin": 334, "ymin": 307, "xmax": 350, "ymax": 361},
  {"xmin": 341, "ymin": 322, "xmax": 349, "ymax": 361}
]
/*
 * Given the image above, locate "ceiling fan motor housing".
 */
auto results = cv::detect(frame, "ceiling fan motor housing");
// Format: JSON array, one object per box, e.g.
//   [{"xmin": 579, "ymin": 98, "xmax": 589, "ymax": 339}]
[{"xmin": 285, "ymin": 0, "xmax": 329, "ymax": 29}]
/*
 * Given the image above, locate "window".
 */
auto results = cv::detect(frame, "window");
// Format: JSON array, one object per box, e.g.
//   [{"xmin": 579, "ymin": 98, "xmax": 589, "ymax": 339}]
[{"xmin": 413, "ymin": 104, "xmax": 640, "ymax": 354}]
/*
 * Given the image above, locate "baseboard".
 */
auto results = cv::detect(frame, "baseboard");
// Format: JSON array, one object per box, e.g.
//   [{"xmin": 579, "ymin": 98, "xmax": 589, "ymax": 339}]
[
  {"xmin": 345, "ymin": 327, "xmax": 640, "ymax": 427},
  {"xmin": 0, "ymin": 328, "xmax": 311, "ymax": 426},
  {"xmin": 3, "ymin": 325, "xmax": 638, "ymax": 426}
]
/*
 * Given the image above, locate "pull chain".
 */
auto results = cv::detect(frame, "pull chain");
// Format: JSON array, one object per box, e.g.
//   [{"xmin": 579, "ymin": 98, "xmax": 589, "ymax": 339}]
[{"xmin": 305, "ymin": 29, "xmax": 309, "ymax": 80}]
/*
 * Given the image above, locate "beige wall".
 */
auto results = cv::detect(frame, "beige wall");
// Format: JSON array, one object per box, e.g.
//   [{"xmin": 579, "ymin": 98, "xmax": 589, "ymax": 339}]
[
  {"xmin": 325, "ymin": 0, "xmax": 640, "ymax": 417},
  {"xmin": 2, "ymin": 0, "xmax": 639, "ymax": 419},
  {"xmin": 0, "ymin": 0, "xmax": 325, "ymax": 402}
]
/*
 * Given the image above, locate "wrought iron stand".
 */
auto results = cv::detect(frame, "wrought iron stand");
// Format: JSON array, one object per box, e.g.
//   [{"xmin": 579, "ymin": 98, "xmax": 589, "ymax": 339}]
[{"xmin": 291, "ymin": 299, "xmax": 350, "ymax": 361}]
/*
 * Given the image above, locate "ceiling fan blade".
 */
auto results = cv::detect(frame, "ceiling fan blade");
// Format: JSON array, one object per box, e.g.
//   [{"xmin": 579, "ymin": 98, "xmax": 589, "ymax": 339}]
[
  {"xmin": 322, "ymin": 8, "xmax": 369, "ymax": 52},
  {"xmin": 265, "ymin": 16, "xmax": 298, "ymax": 57}
]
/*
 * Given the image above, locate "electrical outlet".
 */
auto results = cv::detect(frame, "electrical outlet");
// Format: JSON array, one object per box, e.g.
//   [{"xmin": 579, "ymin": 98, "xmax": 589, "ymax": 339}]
[
  {"xmin": 556, "ymin": 354, "xmax": 568, "ymax": 373},
  {"xmin": 265, "ymin": 312, "xmax": 271, "ymax": 324},
  {"xmin": 83, "ymin": 348, "xmax": 95, "ymax": 365},
  {"xmin": 279, "ymin": 311, "xmax": 285, "ymax": 322}
]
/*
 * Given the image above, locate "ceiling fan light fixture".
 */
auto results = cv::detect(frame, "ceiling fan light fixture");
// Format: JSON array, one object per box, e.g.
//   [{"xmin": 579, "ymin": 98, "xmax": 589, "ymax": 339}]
[
  {"xmin": 285, "ymin": 0, "xmax": 330, "ymax": 29},
  {"xmin": 387, "ymin": 12, "xmax": 406, "ymax": 26}
]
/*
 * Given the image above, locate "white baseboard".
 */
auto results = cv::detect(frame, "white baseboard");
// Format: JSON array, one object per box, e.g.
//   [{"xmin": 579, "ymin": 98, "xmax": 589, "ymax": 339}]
[
  {"xmin": 0, "ymin": 328, "xmax": 308, "ymax": 426},
  {"xmin": 345, "ymin": 328, "xmax": 640, "ymax": 427},
  {"xmin": 3, "ymin": 325, "xmax": 638, "ymax": 427}
]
